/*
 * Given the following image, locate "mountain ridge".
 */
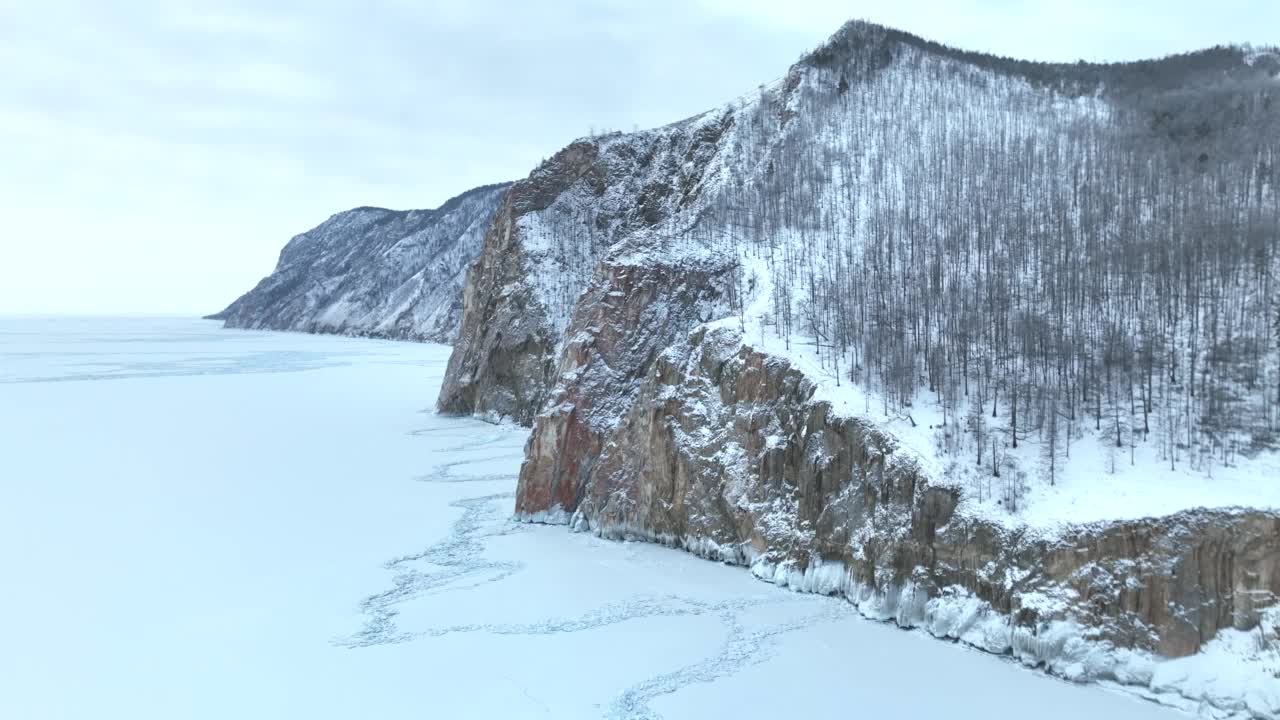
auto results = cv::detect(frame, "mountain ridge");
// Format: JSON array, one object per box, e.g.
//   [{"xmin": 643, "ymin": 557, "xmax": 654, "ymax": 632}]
[
  {"xmin": 207, "ymin": 181, "xmax": 511, "ymax": 342},
  {"xmin": 807, "ymin": 20, "xmax": 1280, "ymax": 88}
]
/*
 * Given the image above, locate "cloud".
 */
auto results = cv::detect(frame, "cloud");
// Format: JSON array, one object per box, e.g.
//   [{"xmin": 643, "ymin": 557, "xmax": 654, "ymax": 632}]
[
  {"xmin": 0, "ymin": 0, "xmax": 820, "ymax": 313},
  {"xmin": 0, "ymin": 1, "xmax": 1275, "ymax": 313}
]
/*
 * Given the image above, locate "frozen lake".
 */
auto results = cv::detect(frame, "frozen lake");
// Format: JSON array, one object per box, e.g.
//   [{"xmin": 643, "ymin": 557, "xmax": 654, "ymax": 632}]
[{"xmin": 0, "ymin": 317, "xmax": 1186, "ymax": 719}]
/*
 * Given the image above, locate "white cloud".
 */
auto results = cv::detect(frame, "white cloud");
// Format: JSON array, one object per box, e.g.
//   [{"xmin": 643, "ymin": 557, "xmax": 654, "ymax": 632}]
[
  {"xmin": 211, "ymin": 61, "xmax": 339, "ymax": 103},
  {"xmin": 0, "ymin": 0, "xmax": 1276, "ymax": 313}
]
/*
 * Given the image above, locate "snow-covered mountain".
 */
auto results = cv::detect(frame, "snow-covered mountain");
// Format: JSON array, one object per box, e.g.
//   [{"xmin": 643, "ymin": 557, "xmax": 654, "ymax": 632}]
[
  {"xmin": 438, "ymin": 21, "xmax": 1280, "ymax": 716},
  {"xmin": 209, "ymin": 182, "xmax": 509, "ymax": 343}
]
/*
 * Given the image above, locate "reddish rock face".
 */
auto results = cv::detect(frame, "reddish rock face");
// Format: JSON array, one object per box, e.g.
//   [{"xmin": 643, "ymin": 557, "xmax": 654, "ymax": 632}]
[
  {"xmin": 515, "ymin": 256, "xmax": 735, "ymax": 522},
  {"xmin": 516, "ymin": 405, "xmax": 602, "ymax": 517}
]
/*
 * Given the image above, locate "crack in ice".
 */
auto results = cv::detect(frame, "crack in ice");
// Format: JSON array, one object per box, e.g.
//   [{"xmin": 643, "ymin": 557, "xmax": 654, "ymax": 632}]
[
  {"xmin": 341, "ymin": 416, "xmax": 857, "ymax": 719},
  {"xmin": 336, "ymin": 424, "xmax": 529, "ymax": 648},
  {"xmin": 414, "ymin": 455, "xmax": 526, "ymax": 484},
  {"xmin": 605, "ymin": 600, "xmax": 854, "ymax": 720},
  {"xmin": 416, "ymin": 595, "xmax": 745, "ymax": 640},
  {"xmin": 335, "ymin": 490, "xmax": 525, "ymax": 648}
]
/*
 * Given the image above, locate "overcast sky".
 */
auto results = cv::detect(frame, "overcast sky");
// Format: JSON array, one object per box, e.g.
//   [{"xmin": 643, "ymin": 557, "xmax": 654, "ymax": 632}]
[{"xmin": 3, "ymin": 1, "xmax": 1277, "ymax": 314}]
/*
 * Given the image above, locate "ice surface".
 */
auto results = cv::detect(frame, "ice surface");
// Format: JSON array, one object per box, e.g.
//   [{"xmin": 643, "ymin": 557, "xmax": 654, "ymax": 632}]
[{"xmin": 0, "ymin": 317, "xmax": 1190, "ymax": 719}]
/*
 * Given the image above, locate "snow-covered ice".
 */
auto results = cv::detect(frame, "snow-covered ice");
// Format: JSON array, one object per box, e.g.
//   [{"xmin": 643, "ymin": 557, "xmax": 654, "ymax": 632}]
[{"xmin": 0, "ymin": 317, "xmax": 1190, "ymax": 719}]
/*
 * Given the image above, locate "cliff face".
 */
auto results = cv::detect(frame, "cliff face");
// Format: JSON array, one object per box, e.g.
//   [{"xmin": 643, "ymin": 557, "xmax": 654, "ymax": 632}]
[
  {"xmin": 435, "ymin": 111, "xmax": 743, "ymax": 423},
  {"xmin": 516, "ymin": 253, "xmax": 737, "ymax": 516},
  {"xmin": 209, "ymin": 182, "xmax": 509, "ymax": 343},
  {"xmin": 523, "ymin": 322, "xmax": 1280, "ymax": 663},
  {"xmin": 447, "ymin": 20, "xmax": 1280, "ymax": 715}
]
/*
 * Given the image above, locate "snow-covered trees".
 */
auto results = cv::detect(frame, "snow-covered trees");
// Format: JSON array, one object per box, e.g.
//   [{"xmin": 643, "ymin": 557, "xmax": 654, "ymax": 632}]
[{"xmin": 681, "ymin": 30, "xmax": 1280, "ymax": 504}]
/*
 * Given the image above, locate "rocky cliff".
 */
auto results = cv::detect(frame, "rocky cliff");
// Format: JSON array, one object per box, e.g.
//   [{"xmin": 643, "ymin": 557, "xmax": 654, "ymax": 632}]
[
  {"xmin": 508, "ymin": 361, "xmax": 1280, "ymax": 714},
  {"xmin": 443, "ymin": 20, "xmax": 1280, "ymax": 716},
  {"xmin": 514, "ymin": 226, "xmax": 1280, "ymax": 714},
  {"xmin": 522, "ymin": 322, "xmax": 1279, "ymax": 716},
  {"xmin": 435, "ymin": 111, "xmax": 742, "ymax": 423},
  {"xmin": 209, "ymin": 182, "xmax": 509, "ymax": 343}
]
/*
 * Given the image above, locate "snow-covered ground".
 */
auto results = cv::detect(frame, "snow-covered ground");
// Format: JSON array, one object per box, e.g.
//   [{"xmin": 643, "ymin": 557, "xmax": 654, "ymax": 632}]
[{"xmin": 0, "ymin": 317, "xmax": 1190, "ymax": 719}]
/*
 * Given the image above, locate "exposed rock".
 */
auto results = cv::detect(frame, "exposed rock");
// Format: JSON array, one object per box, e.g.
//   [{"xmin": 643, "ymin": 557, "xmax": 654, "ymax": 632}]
[
  {"xmin": 448, "ymin": 19, "xmax": 1280, "ymax": 716},
  {"xmin": 444, "ymin": 22, "xmax": 1279, "ymax": 432},
  {"xmin": 209, "ymin": 183, "xmax": 509, "ymax": 343},
  {"xmin": 517, "ymin": 252, "xmax": 736, "ymax": 514},
  {"xmin": 484, "ymin": 21, "xmax": 1280, "ymax": 672},
  {"xmin": 436, "ymin": 112, "xmax": 739, "ymax": 423},
  {"xmin": 519, "ymin": 318, "xmax": 1280, "ymax": 665}
]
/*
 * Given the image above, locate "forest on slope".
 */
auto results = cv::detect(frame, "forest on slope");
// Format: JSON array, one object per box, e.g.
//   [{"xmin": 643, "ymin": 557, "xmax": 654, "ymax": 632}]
[
  {"xmin": 725, "ymin": 25, "xmax": 1280, "ymax": 510},
  {"xmin": 467, "ymin": 21, "xmax": 1280, "ymax": 517}
]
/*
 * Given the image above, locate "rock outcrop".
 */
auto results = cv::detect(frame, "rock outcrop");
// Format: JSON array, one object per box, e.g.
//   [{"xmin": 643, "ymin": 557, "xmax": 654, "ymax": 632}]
[
  {"xmin": 516, "ymin": 251, "xmax": 737, "ymax": 516},
  {"xmin": 435, "ymin": 112, "xmax": 743, "ymax": 423},
  {"xmin": 521, "ymin": 323, "xmax": 1280, "ymax": 663},
  {"xmin": 209, "ymin": 182, "xmax": 509, "ymax": 343},
  {"xmin": 444, "ymin": 20, "xmax": 1280, "ymax": 716}
]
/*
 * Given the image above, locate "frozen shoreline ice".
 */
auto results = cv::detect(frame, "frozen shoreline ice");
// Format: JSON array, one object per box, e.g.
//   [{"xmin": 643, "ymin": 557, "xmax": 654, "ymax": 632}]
[{"xmin": 0, "ymin": 317, "xmax": 1195, "ymax": 719}]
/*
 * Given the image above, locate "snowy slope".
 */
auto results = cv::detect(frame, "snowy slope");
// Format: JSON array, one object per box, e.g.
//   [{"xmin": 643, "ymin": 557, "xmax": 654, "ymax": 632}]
[{"xmin": 210, "ymin": 182, "xmax": 509, "ymax": 343}]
